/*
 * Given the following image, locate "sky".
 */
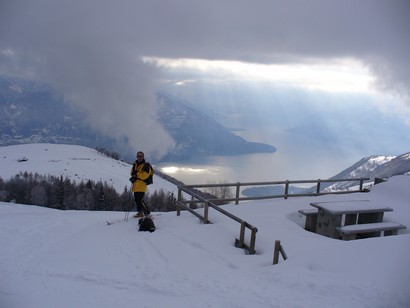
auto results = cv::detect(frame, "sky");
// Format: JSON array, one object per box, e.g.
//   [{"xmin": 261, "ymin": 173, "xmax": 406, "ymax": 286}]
[
  {"xmin": 1, "ymin": 0, "xmax": 409, "ymax": 161},
  {"xmin": 0, "ymin": 144, "xmax": 409, "ymax": 307}
]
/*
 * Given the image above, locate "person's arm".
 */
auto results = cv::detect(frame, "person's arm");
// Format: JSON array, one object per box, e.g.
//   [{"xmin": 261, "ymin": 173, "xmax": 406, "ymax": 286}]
[
  {"xmin": 137, "ymin": 165, "xmax": 150, "ymax": 181},
  {"xmin": 129, "ymin": 163, "xmax": 137, "ymax": 182}
]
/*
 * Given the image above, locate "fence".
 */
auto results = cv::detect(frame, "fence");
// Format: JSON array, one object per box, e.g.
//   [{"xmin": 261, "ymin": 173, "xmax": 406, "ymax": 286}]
[
  {"xmin": 176, "ymin": 185, "xmax": 258, "ymax": 254},
  {"xmin": 182, "ymin": 177, "xmax": 370, "ymax": 205},
  {"xmin": 176, "ymin": 177, "xmax": 370, "ymax": 255}
]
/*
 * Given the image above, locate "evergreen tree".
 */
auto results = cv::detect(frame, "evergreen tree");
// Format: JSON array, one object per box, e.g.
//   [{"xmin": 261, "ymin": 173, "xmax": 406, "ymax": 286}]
[
  {"xmin": 102, "ymin": 182, "xmax": 119, "ymax": 211},
  {"xmin": 6, "ymin": 174, "xmax": 27, "ymax": 204},
  {"xmin": 1, "ymin": 173, "xmax": 175, "ymax": 213},
  {"xmin": 165, "ymin": 191, "xmax": 177, "ymax": 212},
  {"xmin": 49, "ymin": 176, "xmax": 65, "ymax": 209},
  {"xmin": 0, "ymin": 177, "xmax": 9, "ymax": 202},
  {"xmin": 96, "ymin": 184, "xmax": 105, "ymax": 211},
  {"xmin": 120, "ymin": 186, "xmax": 133, "ymax": 212},
  {"xmin": 31, "ymin": 184, "xmax": 48, "ymax": 206},
  {"xmin": 63, "ymin": 178, "xmax": 76, "ymax": 210}
]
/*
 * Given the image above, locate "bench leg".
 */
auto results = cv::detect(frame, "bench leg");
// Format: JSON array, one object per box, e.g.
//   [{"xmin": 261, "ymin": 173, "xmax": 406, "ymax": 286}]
[
  {"xmin": 317, "ymin": 211, "xmax": 341, "ymax": 238},
  {"xmin": 384, "ymin": 230, "xmax": 398, "ymax": 236},
  {"xmin": 305, "ymin": 214, "xmax": 318, "ymax": 232},
  {"xmin": 329, "ymin": 215, "xmax": 342, "ymax": 238}
]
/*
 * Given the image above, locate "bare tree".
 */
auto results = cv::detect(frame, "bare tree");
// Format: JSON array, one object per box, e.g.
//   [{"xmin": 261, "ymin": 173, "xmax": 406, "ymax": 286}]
[{"xmin": 204, "ymin": 180, "xmax": 233, "ymax": 205}]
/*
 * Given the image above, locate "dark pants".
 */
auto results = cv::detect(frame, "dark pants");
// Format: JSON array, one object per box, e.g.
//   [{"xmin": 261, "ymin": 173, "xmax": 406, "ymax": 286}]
[{"xmin": 134, "ymin": 192, "xmax": 150, "ymax": 215}]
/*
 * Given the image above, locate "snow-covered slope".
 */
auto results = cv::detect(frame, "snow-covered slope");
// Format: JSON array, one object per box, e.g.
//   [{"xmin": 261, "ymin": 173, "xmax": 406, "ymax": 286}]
[
  {"xmin": 0, "ymin": 143, "xmax": 176, "ymax": 194},
  {"xmin": 0, "ymin": 143, "xmax": 409, "ymax": 307}
]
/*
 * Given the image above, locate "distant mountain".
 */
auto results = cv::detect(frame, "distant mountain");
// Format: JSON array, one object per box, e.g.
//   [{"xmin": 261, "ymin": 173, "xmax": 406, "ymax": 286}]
[
  {"xmin": 0, "ymin": 75, "xmax": 276, "ymax": 162},
  {"xmin": 321, "ymin": 152, "xmax": 410, "ymax": 191},
  {"xmin": 156, "ymin": 92, "xmax": 276, "ymax": 161},
  {"xmin": 0, "ymin": 75, "xmax": 121, "ymax": 151}
]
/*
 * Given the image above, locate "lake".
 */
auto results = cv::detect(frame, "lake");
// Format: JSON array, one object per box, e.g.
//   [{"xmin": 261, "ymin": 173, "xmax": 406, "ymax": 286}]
[
  {"xmin": 156, "ymin": 144, "xmax": 359, "ymax": 185},
  {"xmin": 155, "ymin": 125, "xmax": 381, "ymax": 185}
]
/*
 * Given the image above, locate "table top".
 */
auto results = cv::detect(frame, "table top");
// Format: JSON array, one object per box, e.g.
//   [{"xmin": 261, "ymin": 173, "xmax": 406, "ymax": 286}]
[{"xmin": 309, "ymin": 200, "xmax": 393, "ymax": 215}]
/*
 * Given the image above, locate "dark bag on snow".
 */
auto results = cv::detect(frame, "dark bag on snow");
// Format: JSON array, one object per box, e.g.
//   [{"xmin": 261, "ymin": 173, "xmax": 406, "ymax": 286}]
[{"xmin": 138, "ymin": 217, "xmax": 156, "ymax": 233}]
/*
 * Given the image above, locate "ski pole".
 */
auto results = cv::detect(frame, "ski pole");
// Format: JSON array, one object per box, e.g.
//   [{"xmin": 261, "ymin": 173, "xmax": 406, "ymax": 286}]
[{"xmin": 124, "ymin": 198, "xmax": 133, "ymax": 221}]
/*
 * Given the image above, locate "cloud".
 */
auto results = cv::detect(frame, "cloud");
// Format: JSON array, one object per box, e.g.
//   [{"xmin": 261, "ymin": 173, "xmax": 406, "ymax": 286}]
[
  {"xmin": 0, "ymin": 0, "xmax": 175, "ymax": 157},
  {"xmin": 146, "ymin": 57, "xmax": 375, "ymax": 94},
  {"xmin": 0, "ymin": 0, "xmax": 409, "ymax": 157}
]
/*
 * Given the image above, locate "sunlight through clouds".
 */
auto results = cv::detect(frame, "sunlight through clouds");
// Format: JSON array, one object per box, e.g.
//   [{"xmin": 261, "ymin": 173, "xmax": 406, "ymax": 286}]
[
  {"xmin": 144, "ymin": 57, "xmax": 375, "ymax": 94},
  {"xmin": 161, "ymin": 166, "xmax": 207, "ymax": 174}
]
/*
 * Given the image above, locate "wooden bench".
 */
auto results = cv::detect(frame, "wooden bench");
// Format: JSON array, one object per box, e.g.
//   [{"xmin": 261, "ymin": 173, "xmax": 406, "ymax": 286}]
[
  {"xmin": 335, "ymin": 222, "xmax": 406, "ymax": 240},
  {"xmin": 298, "ymin": 209, "xmax": 318, "ymax": 232}
]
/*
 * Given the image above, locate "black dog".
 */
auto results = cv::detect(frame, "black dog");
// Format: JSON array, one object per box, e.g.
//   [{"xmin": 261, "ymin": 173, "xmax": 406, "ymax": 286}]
[{"xmin": 138, "ymin": 217, "xmax": 156, "ymax": 233}]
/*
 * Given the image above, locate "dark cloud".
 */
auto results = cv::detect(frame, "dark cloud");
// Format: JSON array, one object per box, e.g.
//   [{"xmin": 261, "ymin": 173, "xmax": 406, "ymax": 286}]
[
  {"xmin": 0, "ymin": 0, "xmax": 175, "ymax": 157},
  {"xmin": 0, "ymin": 0, "xmax": 409, "ymax": 156}
]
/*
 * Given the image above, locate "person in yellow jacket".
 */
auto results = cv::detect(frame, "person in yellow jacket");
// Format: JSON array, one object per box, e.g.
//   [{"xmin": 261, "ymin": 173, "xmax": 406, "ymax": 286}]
[{"xmin": 130, "ymin": 151, "xmax": 151, "ymax": 218}]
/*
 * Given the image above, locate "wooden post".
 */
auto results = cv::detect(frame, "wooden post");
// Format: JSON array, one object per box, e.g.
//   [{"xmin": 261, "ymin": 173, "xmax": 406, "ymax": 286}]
[
  {"xmin": 273, "ymin": 240, "xmax": 287, "ymax": 265},
  {"xmin": 176, "ymin": 202, "xmax": 180, "ymax": 216},
  {"xmin": 177, "ymin": 188, "xmax": 182, "ymax": 216},
  {"xmin": 204, "ymin": 202, "xmax": 209, "ymax": 224},
  {"xmin": 284, "ymin": 180, "xmax": 289, "ymax": 199},
  {"xmin": 359, "ymin": 179, "xmax": 364, "ymax": 191},
  {"xmin": 279, "ymin": 245, "xmax": 288, "ymax": 261},
  {"xmin": 316, "ymin": 179, "xmax": 321, "ymax": 194},
  {"xmin": 235, "ymin": 182, "xmax": 240, "ymax": 205},
  {"xmin": 273, "ymin": 240, "xmax": 281, "ymax": 265},
  {"xmin": 249, "ymin": 227, "xmax": 257, "ymax": 255},
  {"xmin": 238, "ymin": 221, "xmax": 246, "ymax": 247}
]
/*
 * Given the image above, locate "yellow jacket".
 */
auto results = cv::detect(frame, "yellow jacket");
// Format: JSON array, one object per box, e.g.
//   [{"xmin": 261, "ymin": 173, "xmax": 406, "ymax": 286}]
[{"xmin": 130, "ymin": 161, "xmax": 150, "ymax": 192}]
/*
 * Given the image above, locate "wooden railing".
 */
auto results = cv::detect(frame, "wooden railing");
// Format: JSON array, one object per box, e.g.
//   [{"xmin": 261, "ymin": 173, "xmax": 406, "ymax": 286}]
[
  {"xmin": 183, "ymin": 177, "xmax": 370, "ymax": 205},
  {"xmin": 176, "ymin": 185, "xmax": 258, "ymax": 254},
  {"xmin": 176, "ymin": 177, "xmax": 370, "ymax": 255}
]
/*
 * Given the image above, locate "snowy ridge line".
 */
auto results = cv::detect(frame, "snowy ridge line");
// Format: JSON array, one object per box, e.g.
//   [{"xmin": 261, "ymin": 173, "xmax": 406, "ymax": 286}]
[{"xmin": 0, "ymin": 143, "xmax": 178, "ymax": 196}]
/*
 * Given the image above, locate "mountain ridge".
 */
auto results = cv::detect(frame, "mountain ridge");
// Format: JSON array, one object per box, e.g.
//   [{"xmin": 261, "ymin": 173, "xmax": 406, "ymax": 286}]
[
  {"xmin": 156, "ymin": 91, "xmax": 276, "ymax": 161},
  {"xmin": 0, "ymin": 75, "xmax": 276, "ymax": 162}
]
